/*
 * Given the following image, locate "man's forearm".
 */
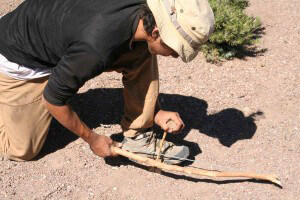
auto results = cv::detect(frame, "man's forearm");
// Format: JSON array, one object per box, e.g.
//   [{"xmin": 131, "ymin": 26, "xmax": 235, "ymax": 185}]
[{"xmin": 42, "ymin": 96, "xmax": 96, "ymax": 143}]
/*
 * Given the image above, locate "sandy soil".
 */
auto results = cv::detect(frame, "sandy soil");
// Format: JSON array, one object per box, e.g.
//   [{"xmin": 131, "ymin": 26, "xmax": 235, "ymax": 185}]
[{"xmin": 1, "ymin": 0, "xmax": 299, "ymax": 199}]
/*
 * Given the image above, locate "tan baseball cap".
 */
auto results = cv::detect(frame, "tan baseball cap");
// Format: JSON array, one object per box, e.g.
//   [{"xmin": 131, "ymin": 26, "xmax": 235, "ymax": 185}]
[{"xmin": 147, "ymin": 0, "xmax": 215, "ymax": 63}]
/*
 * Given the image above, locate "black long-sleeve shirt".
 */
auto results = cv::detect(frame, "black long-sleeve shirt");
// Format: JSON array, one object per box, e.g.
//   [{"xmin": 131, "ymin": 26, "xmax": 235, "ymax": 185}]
[{"xmin": 0, "ymin": 0, "xmax": 145, "ymax": 105}]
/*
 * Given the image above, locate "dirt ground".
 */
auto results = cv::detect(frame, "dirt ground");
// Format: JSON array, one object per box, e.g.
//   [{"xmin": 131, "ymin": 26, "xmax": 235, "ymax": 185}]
[{"xmin": 1, "ymin": 0, "xmax": 299, "ymax": 199}]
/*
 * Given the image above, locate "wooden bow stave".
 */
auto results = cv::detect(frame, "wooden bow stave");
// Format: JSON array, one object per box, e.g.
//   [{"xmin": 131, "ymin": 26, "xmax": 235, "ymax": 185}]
[{"xmin": 111, "ymin": 146, "xmax": 282, "ymax": 186}]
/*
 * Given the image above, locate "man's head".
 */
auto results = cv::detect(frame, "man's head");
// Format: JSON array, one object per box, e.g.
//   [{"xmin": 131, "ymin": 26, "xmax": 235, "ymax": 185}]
[
  {"xmin": 141, "ymin": 0, "xmax": 215, "ymax": 63},
  {"xmin": 139, "ymin": 5, "xmax": 179, "ymax": 58}
]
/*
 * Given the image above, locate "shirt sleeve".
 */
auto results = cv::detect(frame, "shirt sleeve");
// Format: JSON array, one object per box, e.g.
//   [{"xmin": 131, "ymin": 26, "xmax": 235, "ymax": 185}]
[{"xmin": 43, "ymin": 41, "xmax": 106, "ymax": 106}]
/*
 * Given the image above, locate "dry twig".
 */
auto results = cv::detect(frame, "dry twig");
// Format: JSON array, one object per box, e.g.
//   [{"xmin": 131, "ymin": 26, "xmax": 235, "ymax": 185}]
[{"xmin": 111, "ymin": 146, "xmax": 282, "ymax": 186}]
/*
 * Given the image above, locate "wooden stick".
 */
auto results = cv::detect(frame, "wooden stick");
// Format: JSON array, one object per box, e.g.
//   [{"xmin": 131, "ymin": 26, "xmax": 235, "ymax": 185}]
[
  {"xmin": 111, "ymin": 146, "xmax": 282, "ymax": 186},
  {"xmin": 155, "ymin": 131, "xmax": 167, "ymax": 161}
]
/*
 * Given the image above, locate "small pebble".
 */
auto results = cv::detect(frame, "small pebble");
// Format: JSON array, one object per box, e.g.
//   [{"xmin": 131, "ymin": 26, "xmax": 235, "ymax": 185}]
[
  {"xmin": 89, "ymin": 192, "xmax": 94, "ymax": 196},
  {"xmin": 243, "ymin": 107, "xmax": 251, "ymax": 114}
]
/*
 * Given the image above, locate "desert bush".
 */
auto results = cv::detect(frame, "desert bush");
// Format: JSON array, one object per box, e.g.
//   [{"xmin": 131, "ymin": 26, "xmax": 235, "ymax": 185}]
[{"xmin": 201, "ymin": 0, "xmax": 262, "ymax": 62}]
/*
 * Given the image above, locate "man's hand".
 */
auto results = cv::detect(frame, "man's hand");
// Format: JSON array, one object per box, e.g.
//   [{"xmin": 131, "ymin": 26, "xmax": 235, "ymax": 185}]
[
  {"xmin": 88, "ymin": 132, "xmax": 118, "ymax": 158},
  {"xmin": 154, "ymin": 110, "xmax": 185, "ymax": 133}
]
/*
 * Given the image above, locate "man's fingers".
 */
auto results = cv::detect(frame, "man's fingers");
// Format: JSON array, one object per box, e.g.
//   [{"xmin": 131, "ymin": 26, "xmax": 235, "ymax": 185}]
[
  {"xmin": 175, "ymin": 113, "xmax": 185, "ymax": 129},
  {"xmin": 105, "ymin": 136, "xmax": 114, "ymax": 145},
  {"xmin": 169, "ymin": 115, "xmax": 184, "ymax": 132},
  {"xmin": 160, "ymin": 122, "xmax": 172, "ymax": 133},
  {"xmin": 154, "ymin": 110, "xmax": 185, "ymax": 133},
  {"xmin": 110, "ymin": 142, "xmax": 121, "ymax": 157},
  {"xmin": 106, "ymin": 138, "xmax": 119, "ymax": 157}
]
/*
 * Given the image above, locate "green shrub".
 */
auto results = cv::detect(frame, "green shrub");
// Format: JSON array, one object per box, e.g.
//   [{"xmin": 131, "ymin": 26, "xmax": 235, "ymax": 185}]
[{"xmin": 201, "ymin": 0, "xmax": 262, "ymax": 62}]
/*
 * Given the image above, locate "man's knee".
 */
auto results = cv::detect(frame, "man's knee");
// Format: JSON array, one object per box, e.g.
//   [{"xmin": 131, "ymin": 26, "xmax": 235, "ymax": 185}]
[
  {"xmin": 0, "ymin": 125, "xmax": 49, "ymax": 162},
  {"xmin": 8, "ymin": 149, "xmax": 39, "ymax": 161},
  {"xmin": 3, "ymin": 138, "xmax": 44, "ymax": 161}
]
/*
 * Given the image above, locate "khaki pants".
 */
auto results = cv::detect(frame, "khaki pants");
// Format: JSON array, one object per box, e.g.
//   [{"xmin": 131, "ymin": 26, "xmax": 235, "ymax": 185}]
[{"xmin": 0, "ymin": 42, "xmax": 158, "ymax": 161}]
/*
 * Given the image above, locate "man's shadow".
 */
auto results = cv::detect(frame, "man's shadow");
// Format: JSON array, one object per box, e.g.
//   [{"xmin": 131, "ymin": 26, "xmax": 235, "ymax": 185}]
[
  {"xmin": 159, "ymin": 94, "xmax": 263, "ymax": 147},
  {"xmin": 39, "ymin": 88, "xmax": 262, "ymax": 161}
]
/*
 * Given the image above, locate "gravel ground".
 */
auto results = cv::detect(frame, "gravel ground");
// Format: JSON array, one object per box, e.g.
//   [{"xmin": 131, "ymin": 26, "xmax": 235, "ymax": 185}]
[{"xmin": 1, "ymin": 0, "xmax": 299, "ymax": 199}]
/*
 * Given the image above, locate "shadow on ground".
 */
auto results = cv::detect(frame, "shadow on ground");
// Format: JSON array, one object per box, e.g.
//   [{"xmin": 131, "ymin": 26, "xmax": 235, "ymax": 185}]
[
  {"xmin": 38, "ymin": 88, "xmax": 263, "ymax": 160},
  {"xmin": 159, "ymin": 94, "xmax": 263, "ymax": 147},
  {"xmin": 229, "ymin": 27, "xmax": 267, "ymax": 60}
]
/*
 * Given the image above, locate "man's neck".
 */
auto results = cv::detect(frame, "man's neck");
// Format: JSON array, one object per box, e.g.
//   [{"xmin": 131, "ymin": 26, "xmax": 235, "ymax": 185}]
[{"xmin": 133, "ymin": 19, "xmax": 149, "ymax": 41}]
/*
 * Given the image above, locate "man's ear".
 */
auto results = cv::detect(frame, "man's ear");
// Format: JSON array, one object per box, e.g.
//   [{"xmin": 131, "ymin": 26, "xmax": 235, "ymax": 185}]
[{"xmin": 151, "ymin": 27, "xmax": 160, "ymax": 40}]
